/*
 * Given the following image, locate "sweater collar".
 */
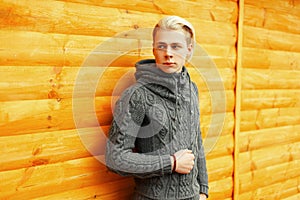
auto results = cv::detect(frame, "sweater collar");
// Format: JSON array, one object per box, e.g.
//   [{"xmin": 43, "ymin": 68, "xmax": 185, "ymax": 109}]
[{"xmin": 134, "ymin": 59, "xmax": 190, "ymax": 97}]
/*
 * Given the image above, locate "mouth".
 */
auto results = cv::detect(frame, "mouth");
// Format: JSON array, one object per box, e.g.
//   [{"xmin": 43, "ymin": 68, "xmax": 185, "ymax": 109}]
[{"xmin": 163, "ymin": 62, "xmax": 176, "ymax": 66}]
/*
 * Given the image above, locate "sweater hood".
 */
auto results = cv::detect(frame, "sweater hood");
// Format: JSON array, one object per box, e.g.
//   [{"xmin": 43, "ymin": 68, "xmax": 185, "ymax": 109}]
[{"xmin": 135, "ymin": 59, "xmax": 191, "ymax": 102}]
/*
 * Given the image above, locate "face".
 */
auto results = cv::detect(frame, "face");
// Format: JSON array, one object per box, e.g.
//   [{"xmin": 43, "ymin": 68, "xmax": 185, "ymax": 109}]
[{"xmin": 153, "ymin": 29, "xmax": 193, "ymax": 74}]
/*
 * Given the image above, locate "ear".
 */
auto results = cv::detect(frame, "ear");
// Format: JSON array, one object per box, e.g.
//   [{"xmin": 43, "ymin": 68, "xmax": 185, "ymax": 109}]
[
  {"xmin": 152, "ymin": 42, "xmax": 155, "ymax": 54},
  {"xmin": 187, "ymin": 42, "xmax": 193, "ymax": 53},
  {"xmin": 186, "ymin": 43, "xmax": 194, "ymax": 61},
  {"xmin": 152, "ymin": 46, "xmax": 158, "ymax": 58}
]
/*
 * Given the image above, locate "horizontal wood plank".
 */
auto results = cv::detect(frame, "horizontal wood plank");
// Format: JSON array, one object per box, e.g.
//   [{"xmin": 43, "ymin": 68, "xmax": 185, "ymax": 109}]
[
  {"xmin": 0, "ymin": 127, "xmax": 108, "ymax": 171},
  {"xmin": 0, "ymin": 156, "xmax": 128, "ymax": 199},
  {"xmin": 0, "ymin": 97, "xmax": 111, "ymax": 135},
  {"xmin": 0, "ymin": 95, "xmax": 235, "ymax": 138},
  {"xmin": 245, "ymin": 0, "xmax": 300, "ymax": 17},
  {"xmin": 0, "ymin": 125, "xmax": 233, "ymax": 172},
  {"xmin": 58, "ymin": 0, "xmax": 238, "ymax": 23},
  {"xmin": 32, "ymin": 178, "xmax": 135, "ymax": 200},
  {"xmin": 239, "ymin": 125, "xmax": 300, "ymax": 152},
  {"xmin": 282, "ymin": 192, "xmax": 300, "ymax": 200},
  {"xmin": 242, "ymin": 47, "xmax": 300, "ymax": 70},
  {"xmin": 241, "ymin": 68, "xmax": 300, "ymax": 89},
  {"xmin": 239, "ymin": 141, "xmax": 300, "ymax": 173},
  {"xmin": 0, "ymin": 66, "xmax": 235, "ymax": 101},
  {"xmin": 0, "ymin": 28, "xmax": 236, "ymax": 67},
  {"xmin": 208, "ymin": 177, "xmax": 233, "ymax": 199},
  {"xmin": 207, "ymin": 155, "xmax": 233, "ymax": 182},
  {"xmin": 241, "ymin": 89, "xmax": 300, "ymax": 110},
  {"xmin": 243, "ymin": 25, "xmax": 300, "ymax": 52},
  {"xmin": 239, "ymin": 176, "xmax": 300, "ymax": 200},
  {"xmin": 239, "ymin": 159, "xmax": 300, "ymax": 193},
  {"xmin": 0, "ymin": 0, "xmax": 237, "ymax": 45},
  {"xmin": 240, "ymin": 107, "xmax": 300, "ymax": 131},
  {"xmin": 206, "ymin": 134, "xmax": 233, "ymax": 160}
]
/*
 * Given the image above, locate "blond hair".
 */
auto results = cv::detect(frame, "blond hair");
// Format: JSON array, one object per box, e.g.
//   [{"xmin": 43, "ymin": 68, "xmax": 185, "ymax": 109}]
[{"xmin": 152, "ymin": 16, "xmax": 195, "ymax": 47}]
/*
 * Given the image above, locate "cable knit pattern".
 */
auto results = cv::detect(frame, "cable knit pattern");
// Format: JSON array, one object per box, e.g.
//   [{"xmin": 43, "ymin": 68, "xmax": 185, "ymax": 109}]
[{"xmin": 105, "ymin": 59, "xmax": 208, "ymax": 199}]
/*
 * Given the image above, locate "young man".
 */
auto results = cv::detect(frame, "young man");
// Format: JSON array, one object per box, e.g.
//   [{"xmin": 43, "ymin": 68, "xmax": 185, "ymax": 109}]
[{"xmin": 105, "ymin": 16, "xmax": 209, "ymax": 200}]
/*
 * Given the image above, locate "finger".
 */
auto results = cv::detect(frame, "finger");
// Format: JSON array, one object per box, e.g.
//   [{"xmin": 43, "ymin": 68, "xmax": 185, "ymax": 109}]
[
  {"xmin": 190, "ymin": 153, "xmax": 195, "ymax": 159},
  {"xmin": 188, "ymin": 153, "xmax": 195, "ymax": 160},
  {"xmin": 186, "ymin": 149, "xmax": 193, "ymax": 153}
]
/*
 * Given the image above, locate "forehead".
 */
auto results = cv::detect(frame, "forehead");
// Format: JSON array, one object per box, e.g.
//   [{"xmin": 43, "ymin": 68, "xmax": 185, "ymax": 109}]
[{"xmin": 154, "ymin": 29, "xmax": 187, "ymax": 44}]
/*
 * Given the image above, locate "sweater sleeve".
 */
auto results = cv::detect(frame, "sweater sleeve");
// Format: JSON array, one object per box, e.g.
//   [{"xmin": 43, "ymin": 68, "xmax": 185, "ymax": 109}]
[
  {"xmin": 192, "ymin": 81, "xmax": 209, "ymax": 197},
  {"xmin": 105, "ymin": 86, "xmax": 172, "ymax": 178},
  {"xmin": 196, "ymin": 127, "xmax": 209, "ymax": 197}
]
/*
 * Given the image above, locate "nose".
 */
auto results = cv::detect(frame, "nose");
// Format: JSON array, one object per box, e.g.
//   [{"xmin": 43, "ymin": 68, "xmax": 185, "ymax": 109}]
[{"xmin": 165, "ymin": 46, "xmax": 173, "ymax": 58}]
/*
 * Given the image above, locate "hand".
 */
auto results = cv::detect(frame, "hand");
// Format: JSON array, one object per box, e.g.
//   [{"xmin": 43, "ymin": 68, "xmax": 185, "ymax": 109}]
[
  {"xmin": 199, "ymin": 194, "xmax": 207, "ymax": 200},
  {"xmin": 173, "ymin": 149, "xmax": 195, "ymax": 174}
]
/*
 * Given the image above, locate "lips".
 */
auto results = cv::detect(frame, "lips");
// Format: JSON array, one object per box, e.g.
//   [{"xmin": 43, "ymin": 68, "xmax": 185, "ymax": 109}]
[{"xmin": 163, "ymin": 62, "xmax": 175, "ymax": 66}]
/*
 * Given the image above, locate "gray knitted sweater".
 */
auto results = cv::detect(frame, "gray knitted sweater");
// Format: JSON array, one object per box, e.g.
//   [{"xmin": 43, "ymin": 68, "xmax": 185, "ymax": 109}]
[{"xmin": 105, "ymin": 59, "xmax": 209, "ymax": 199}]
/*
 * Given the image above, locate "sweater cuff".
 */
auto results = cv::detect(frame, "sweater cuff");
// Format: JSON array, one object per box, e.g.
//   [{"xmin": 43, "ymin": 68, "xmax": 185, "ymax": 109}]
[
  {"xmin": 200, "ymin": 184, "xmax": 209, "ymax": 198},
  {"xmin": 161, "ymin": 154, "xmax": 172, "ymax": 175}
]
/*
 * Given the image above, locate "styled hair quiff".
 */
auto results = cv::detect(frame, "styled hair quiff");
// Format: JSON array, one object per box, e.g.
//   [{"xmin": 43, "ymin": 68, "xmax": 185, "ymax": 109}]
[{"xmin": 152, "ymin": 16, "xmax": 196, "ymax": 47}]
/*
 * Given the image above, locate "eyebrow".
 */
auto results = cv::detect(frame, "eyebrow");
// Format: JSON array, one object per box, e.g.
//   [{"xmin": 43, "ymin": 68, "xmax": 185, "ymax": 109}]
[{"xmin": 155, "ymin": 42, "xmax": 184, "ymax": 45}]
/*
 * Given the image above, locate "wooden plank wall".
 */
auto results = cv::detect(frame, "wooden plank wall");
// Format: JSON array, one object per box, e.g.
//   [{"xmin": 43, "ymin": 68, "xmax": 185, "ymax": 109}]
[
  {"xmin": 0, "ymin": 0, "xmax": 237, "ymax": 199},
  {"xmin": 1, "ymin": 0, "xmax": 299, "ymax": 199},
  {"xmin": 238, "ymin": 0, "xmax": 300, "ymax": 199}
]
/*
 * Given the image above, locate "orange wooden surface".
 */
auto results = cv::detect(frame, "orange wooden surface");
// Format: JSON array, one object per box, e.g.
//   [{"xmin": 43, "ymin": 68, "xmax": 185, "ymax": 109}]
[{"xmin": 1, "ymin": 0, "xmax": 300, "ymax": 199}]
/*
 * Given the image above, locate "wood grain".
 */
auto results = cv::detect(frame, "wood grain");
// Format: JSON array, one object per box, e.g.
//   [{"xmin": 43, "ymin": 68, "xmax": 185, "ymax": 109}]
[
  {"xmin": 0, "ymin": 156, "xmax": 129, "ymax": 199},
  {"xmin": 4, "ymin": 0, "xmax": 300, "ymax": 199},
  {"xmin": 242, "ymin": 47, "xmax": 300, "ymax": 70},
  {"xmin": 0, "ymin": 0, "xmax": 237, "ymax": 45},
  {"xmin": 0, "ymin": 66, "xmax": 235, "ymax": 101},
  {"xmin": 239, "ymin": 125, "xmax": 300, "ymax": 152},
  {"xmin": 59, "ymin": 0, "xmax": 238, "ymax": 23}
]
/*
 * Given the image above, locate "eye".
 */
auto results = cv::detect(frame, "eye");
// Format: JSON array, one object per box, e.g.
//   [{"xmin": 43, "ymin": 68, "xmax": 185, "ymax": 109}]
[
  {"xmin": 157, "ymin": 44, "xmax": 167, "ymax": 50},
  {"xmin": 171, "ymin": 44, "xmax": 182, "ymax": 50}
]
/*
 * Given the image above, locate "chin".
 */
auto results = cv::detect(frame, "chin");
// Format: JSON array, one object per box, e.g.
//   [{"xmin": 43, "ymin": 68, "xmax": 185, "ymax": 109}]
[
  {"xmin": 161, "ymin": 68, "xmax": 178, "ymax": 74},
  {"xmin": 157, "ymin": 65, "xmax": 181, "ymax": 74}
]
